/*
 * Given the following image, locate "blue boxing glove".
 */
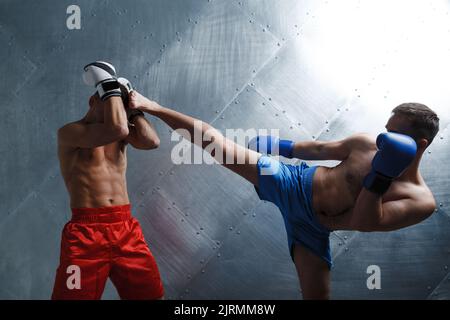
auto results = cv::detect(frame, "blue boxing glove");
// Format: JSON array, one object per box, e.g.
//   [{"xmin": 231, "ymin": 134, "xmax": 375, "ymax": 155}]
[
  {"xmin": 83, "ymin": 61, "xmax": 121, "ymax": 101},
  {"xmin": 248, "ymin": 135, "xmax": 295, "ymax": 158},
  {"xmin": 363, "ymin": 132, "xmax": 417, "ymax": 194}
]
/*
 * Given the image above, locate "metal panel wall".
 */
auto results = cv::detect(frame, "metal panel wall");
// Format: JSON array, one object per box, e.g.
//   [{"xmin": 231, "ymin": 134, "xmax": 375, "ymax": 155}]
[{"xmin": 0, "ymin": 0, "xmax": 449, "ymax": 299}]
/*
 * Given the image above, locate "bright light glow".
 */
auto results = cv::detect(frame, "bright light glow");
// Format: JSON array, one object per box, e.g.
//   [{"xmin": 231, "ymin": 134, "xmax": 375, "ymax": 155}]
[{"xmin": 298, "ymin": 0, "xmax": 450, "ymax": 118}]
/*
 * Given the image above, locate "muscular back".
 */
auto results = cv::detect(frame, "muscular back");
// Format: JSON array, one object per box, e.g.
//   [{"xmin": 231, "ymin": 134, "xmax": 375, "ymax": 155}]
[
  {"xmin": 313, "ymin": 136, "xmax": 376, "ymax": 217},
  {"xmin": 312, "ymin": 134, "xmax": 434, "ymax": 230},
  {"xmin": 58, "ymin": 139, "xmax": 130, "ymax": 208}
]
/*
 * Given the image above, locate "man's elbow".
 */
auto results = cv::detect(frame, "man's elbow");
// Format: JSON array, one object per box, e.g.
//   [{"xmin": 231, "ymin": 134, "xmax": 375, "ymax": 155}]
[
  {"xmin": 109, "ymin": 125, "xmax": 130, "ymax": 140},
  {"xmin": 150, "ymin": 137, "xmax": 160, "ymax": 149},
  {"xmin": 423, "ymin": 201, "xmax": 436, "ymax": 220},
  {"xmin": 141, "ymin": 137, "xmax": 160, "ymax": 150}
]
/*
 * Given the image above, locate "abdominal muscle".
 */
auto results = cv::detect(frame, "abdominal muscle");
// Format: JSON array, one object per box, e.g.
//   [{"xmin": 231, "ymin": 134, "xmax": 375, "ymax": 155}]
[{"xmin": 62, "ymin": 146, "xmax": 130, "ymax": 209}]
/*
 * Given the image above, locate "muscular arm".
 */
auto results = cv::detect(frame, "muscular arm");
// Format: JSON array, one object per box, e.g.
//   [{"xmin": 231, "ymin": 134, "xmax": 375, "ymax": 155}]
[
  {"xmin": 134, "ymin": 94, "xmax": 260, "ymax": 185},
  {"xmin": 125, "ymin": 114, "xmax": 160, "ymax": 150},
  {"xmin": 351, "ymin": 190, "xmax": 436, "ymax": 232},
  {"xmin": 58, "ymin": 97, "xmax": 129, "ymax": 148},
  {"xmin": 291, "ymin": 134, "xmax": 370, "ymax": 161}
]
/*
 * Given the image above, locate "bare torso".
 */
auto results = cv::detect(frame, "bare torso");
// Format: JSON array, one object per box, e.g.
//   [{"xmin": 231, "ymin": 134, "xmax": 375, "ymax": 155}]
[
  {"xmin": 311, "ymin": 136, "xmax": 433, "ymax": 231},
  {"xmin": 58, "ymin": 140, "xmax": 129, "ymax": 208}
]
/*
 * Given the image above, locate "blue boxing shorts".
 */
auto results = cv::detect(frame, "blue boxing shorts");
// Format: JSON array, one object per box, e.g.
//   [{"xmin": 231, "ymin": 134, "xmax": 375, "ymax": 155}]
[{"xmin": 255, "ymin": 156, "xmax": 332, "ymax": 269}]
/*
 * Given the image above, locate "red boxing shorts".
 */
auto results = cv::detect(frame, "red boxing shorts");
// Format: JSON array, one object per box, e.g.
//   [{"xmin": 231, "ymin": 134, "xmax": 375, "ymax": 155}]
[{"xmin": 51, "ymin": 204, "xmax": 164, "ymax": 300}]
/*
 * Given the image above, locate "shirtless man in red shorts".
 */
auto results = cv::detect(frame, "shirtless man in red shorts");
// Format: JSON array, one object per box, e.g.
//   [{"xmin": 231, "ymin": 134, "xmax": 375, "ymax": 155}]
[{"xmin": 52, "ymin": 62, "xmax": 163, "ymax": 300}]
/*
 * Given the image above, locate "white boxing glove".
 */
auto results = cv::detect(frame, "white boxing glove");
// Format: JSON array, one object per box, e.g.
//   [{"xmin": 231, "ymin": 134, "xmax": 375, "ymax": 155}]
[
  {"xmin": 118, "ymin": 77, "xmax": 134, "ymax": 95},
  {"xmin": 118, "ymin": 77, "xmax": 144, "ymax": 124},
  {"xmin": 83, "ymin": 61, "xmax": 121, "ymax": 101}
]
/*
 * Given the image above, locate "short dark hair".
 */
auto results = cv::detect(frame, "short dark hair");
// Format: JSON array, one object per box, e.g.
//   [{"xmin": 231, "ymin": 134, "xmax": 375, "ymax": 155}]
[{"xmin": 392, "ymin": 103, "xmax": 440, "ymax": 145}]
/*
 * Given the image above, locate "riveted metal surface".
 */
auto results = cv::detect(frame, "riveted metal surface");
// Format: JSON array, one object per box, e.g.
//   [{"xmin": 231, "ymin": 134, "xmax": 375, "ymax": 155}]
[{"xmin": 1, "ymin": 0, "xmax": 449, "ymax": 300}]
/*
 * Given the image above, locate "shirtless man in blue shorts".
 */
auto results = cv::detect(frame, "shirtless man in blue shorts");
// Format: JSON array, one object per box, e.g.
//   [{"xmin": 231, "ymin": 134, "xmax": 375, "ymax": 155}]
[{"xmin": 127, "ymin": 90, "xmax": 438, "ymax": 299}]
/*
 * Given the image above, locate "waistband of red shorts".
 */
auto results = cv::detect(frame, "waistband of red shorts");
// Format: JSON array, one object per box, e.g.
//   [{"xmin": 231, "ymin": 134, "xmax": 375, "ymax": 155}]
[{"xmin": 70, "ymin": 204, "xmax": 132, "ymax": 223}]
